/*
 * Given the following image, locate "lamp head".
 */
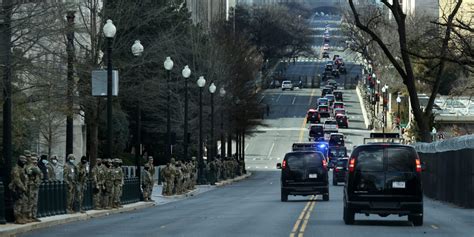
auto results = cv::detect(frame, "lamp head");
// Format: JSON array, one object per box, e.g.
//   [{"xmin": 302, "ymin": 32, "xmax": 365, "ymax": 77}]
[
  {"xmin": 182, "ymin": 65, "xmax": 191, "ymax": 78},
  {"xmin": 131, "ymin": 40, "xmax": 144, "ymax": 57},
  {"xmin": 219, "ymin": 87, "xmax": 226, "ymax": 97},
  {"xmin": 103, "ymin": 19, "xmax": 116, "ymax": 38},
  {"xmin": 164, "ymin": 57, "xmax": 174, "ymax": 71},
  {"xmin": 197, "ymin": 76, "xmax": 206, "ymax": 88},
  {"xmin": 209, "ymin": 83, "xmax": 216, "ymax": 94}
]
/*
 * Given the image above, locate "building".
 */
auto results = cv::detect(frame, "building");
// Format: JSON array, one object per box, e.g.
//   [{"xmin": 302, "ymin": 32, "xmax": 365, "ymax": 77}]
[{"xmin": 186, "ymin": 0, "xmax": 236, "ymax": 29}]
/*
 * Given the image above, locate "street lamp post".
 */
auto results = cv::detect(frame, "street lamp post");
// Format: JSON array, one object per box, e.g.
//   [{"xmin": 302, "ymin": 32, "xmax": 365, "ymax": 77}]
[
  {"xmin": 384, "ymin": 85, "xmax": 389, "ymax": 129},
  {"xmin": 182, "ymin": 65, "xmax": 191, "ymax": 161},
  {"xmin": 66, "ymin": 11, "xmax": 75, "ymax": 158},
  {"xmin": 131, "ymin": 40, "xmax": 144, "ymax": 191},
  {"xmin": 376, "ymin": 78, "xmax": 380, "ymax": 115},
  {"xmin": 396, "ymin": 95, "xmax": 401, "ymax": 129},
  {"xmin": 209, "ymin": 83, "xmax": 216, "ymax": 161},
  {"xmin": 164, "ymin": 57, "xmax": 174, "ymax": 161},
  {"xmin": 381, "ymin": 85, "xmax": 387, "ymax": 135},
  {"xmin": 103, "ymin": 19, "xmax": 116, "ymax": 159},
  {"xmin": 219, "ymin": 87, "xmax": 226, "ymax": 159},
  {"xmin": 197, "ymin": 76, "xmax": 206, "ymax": 184}
]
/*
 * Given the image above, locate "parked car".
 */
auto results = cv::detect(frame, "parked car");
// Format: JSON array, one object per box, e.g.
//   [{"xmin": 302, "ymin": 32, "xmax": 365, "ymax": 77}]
[
  {"xmin": 281, "ymin": 80, "xmax": 294, "ymax": 91},
  {"xmin": 343, "ymin": 144, "xmax": 424, "ymax": 226},
  {"xmin": 332, "ymin": 158, "xmax": 348, "ymax": 185},
  {"xmin": 277, "ymin": 151, "xmax": 329, "ymax": 201},
  {"xmin": 306, "ymin": 109, "xmax": 320, "ymax": 124}
]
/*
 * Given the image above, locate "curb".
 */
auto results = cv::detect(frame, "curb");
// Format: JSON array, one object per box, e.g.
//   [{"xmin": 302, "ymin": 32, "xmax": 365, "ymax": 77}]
[
  {"xmin": 0, "ymin": 202, "xmax": 155, "ymax": 237},
  {"xmin": 215, "ymin": 172, "xmax": 252, "ymax": 187},
  {"xmin": 155, "ymin": 186, "xmax": 203, "ymax": 199},
  {"xmin": 356, "ymin": 85, "xmax": 371, "ymax": 129}
]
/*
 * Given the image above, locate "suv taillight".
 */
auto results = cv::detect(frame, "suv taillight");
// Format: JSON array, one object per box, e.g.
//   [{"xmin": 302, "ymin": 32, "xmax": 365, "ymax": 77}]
[
  {"xmin": 282, "ymin": 160, "xmax": 287, "ymax": 169},
  {"xmin": 348, "ymin": 157, "xmax": 356, "ymax": 173},
  {"xmin": 415, "ymin": 158, "xmax": 422, "ymax": 173},
  {"xmin": 322, "ymin": 159, "xmax": 327, "ymax": 168}
]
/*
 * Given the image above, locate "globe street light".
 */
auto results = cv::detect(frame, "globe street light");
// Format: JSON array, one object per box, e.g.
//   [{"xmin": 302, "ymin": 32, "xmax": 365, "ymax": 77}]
[
  {"xmin": 131, "ymin": 40, "xmax": 143, "ymax": 194},
  {"xmin": 219, "ymin": 87, "xmax": 226, "ymax": 159},
  {"xmin": 209, "ymin": 82, "xmax": 216, "ymax": 161},
  {"xmin": 182, "ymin": 65, "xmax": 191, "ymax": 161},
  {"xmin": 197, "ymin": 76, "xmax": 206, "ymax": 184},
  {"xmin": 164, "ymin": 57, "xmax": 173, "ymax": 162},
  {"xmin": 103, "ymin": 19, "xmax": 116, "ymax": 159}
]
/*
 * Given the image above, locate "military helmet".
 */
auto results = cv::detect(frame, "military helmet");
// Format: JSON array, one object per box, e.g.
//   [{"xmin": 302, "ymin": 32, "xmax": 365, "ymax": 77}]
[
  {"xmin": 113, "ymin": 158, "xmax": 120, "ymax": 163},
  {"xmin": 67, "ymin": 154, "xmax": 75, "ymax": 160},
  {"xmin": 24, "ymin": 150, "xmax": 32, "ymax": 157},
  {"xmin": 96, "ymin": 158, "xmax": 102, "ymax": 162},
  {"xmin": 18, "ymin": 155, "xmax": 27, "ymax": 163},
  {"xmin": 118, "ymin": 159, "xmax": 123, "ymax": 163},
  {"xmin": 144, "ymin": 163, "xmax": 150, "ymax": 168}
]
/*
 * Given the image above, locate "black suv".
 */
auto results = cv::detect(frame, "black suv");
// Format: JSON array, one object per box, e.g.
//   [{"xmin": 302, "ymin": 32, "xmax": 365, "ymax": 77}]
[
  {"xmin": 277, "ymin": 151, "xmax": 329, "ymax": 202},
  {"xmin": 332, "ymin": 158, "xmax": 348, "ymax": 185},
  {"xmin": 343, "ymin": 144, "xmax": 424, "ymax": 226}
]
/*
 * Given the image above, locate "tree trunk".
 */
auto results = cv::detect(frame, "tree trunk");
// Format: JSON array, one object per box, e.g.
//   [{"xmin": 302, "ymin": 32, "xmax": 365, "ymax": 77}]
[{"xmin": 87, "ymin": 99, "xmax": 99, "ymax": 167}]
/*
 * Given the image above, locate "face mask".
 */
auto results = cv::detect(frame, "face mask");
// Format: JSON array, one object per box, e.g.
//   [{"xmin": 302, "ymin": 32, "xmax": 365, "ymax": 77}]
[
  {"xmin": 42, "ymin": 159, "xmax": 49, "ymax": 165},
  {"xmin": 52, "ymin": 160, "xmax": 58, "ymax": 164},
  {"xmin": 69, "ymin": 159, "xmax": 75, "ymax": 163}
]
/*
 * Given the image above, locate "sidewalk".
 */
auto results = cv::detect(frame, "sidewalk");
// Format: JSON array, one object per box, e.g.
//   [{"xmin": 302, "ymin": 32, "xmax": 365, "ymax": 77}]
[{"xmin": 0, "ymin": 172, "xmax": 252, "ymax": 237}]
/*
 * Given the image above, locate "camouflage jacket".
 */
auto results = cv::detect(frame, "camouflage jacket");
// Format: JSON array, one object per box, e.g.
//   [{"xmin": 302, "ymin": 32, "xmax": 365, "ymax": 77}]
[
  {"xmin": 25, "ymin": 164, "xmax": 43, "ymax": 188},
  {"xmin": 91, "ymin": 164, "xmax": 105, "ymax": 186},
  {"xmin": 142, "ymin": 170, "xmax": 153, "ymax": 186},
  {"xmin": 9, "ymin": 165, "xmax": 28, "ymax": 193},
  {"xmin": 77, "ymin": 162, "xmax": 89, "ymax": 184},
  {"xmin": 63, "ymin": 162, "xmax": 77, "ymax": 185}
]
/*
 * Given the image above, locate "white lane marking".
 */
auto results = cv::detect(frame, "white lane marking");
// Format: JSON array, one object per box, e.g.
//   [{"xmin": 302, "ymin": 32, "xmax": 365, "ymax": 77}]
[
  {"xmin": 267, "ymin": 142, "xmax": 275, "ymax": 158},
  {"xmin": 431, "ymin": 225, "xmax": 439, "ymax": 229},
  {"xmin": 292, "ymin": 96, "xmax": 296, "ymax": 105},
  {"xmin": 276, "ymin": 93, "xmax": 282, "ymax": 102},
  {"xmin": 245, "ymin": 143, "xmax": 249, "ymax": 151},
  {"xmin": 253, "ymin": 158, "xmax": 256, "ymax": 161},
  {"xmin": 265, "ymin": 166, "xmax": 268, "ymax": 169}
]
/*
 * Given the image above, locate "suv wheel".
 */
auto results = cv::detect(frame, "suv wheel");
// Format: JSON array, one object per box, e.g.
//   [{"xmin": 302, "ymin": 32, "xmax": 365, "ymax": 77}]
[
  {"xmin": 408, "ymin": 214, "xmax": 423, "ymax": 226},
  {"xmin": 281, "ymin": 190, "xmax": 288, "ymax": 202},
  {"xmin": 323, "ymin": 193, "xmax": 329, "ymax": 201},
  {"xmin": 343, "ymin": 206, "xmax": 355, "ymax": 224}
]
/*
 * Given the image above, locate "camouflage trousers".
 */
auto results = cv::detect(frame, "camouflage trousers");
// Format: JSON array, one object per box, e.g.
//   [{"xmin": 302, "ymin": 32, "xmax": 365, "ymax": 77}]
[
  {"xmin": 66, "ymin": 182, "xmax": 77, "ymax": 213},
  {"xmin": 93, "ymin": 183, "xmax": 103, "ymax": 209},
  {"xmin": 77, "ymin": 183, "xmax": 87, "ymax": 212},
  {"xmin": 28, "ymin": 186, "xmax": 40, "ymax": 219},
  {"xmin": 142, "ymin": 184, "xmax": 153, "ymax": 200},
  {"xmin": 13, "ymin": 192, "xmax": 28, "ymax": 223},
  {"xmin": 103, "ymin": 183, "xmax": 114, "ymax": 209},
  {"xmin": 112, "ymin": 182, "xmax": 122, "ymax": 208},
  {"xmin": 165, "ymin": 178, "xmax": 175, "ymax": 196}
]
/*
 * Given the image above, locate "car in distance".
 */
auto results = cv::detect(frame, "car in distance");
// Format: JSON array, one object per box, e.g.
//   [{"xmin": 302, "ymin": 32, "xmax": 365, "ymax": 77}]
[
  {"xmin": 277, "ymin": 151, "xmax": 329, "ymax": 201},
  {"xmin": 332, "ymin": 158, "xmax": 348, "ymax": 185},
  {"xmin": 325, "ymin": 94, "xmax": 335, "ymax": 106},
  {"xmin": 323, "ymin": 43, "xmax": 330, "ymax": 51},
  {"xmin": 321, "ymin": 87, "xmax": 333, "ymax": 97},
  {"xmin": 281, "ymin": 80, "xmax": 294, "ymax": 91},
  {"xmin": 333, "ymin": 108, "xmax": 346, "ymax": 117},
  {"xmin": 335, "ymin": 114, "xmax": 349, "ymax": 128},
  {"xmin": 317, "ymin": 97, "xmax": 329, "ymax": 106},
  {"xmin": 322, "ymin": 51, "xmax": 330, "ymax": 58},
  {"xmin": 329, "ymin": 132, "xmax": 345, "ymax": 146},
  {"xmin": 333, "ymin": 101, "xmax": 344, "ymax": 110},
  {"xmin": 333, "ymin": 91, "xmax": 343, "ymax": 101},
  {"xmin": 306, "ymin": 109, "xmax": 320, "ymax": 124},
  {"xmin": 309, "ymin": 124, "xmax": 324, "ymax": 141},
  {"xmin": 328, "ymin": 146, "xmax": 348, "ymax": 168},
  {"xmin": 343, "ymin": 144, "xmax": 424, "ymax": 226},
  {"xmin": 318, "ymin": 105, "xmax": 330, "ymax": 118}
]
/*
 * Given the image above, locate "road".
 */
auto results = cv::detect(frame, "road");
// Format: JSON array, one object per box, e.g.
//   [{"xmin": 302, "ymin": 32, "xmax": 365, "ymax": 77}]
[{"xmin": 21, "ymin": 14, "xmax": 474, "ymax": 237}]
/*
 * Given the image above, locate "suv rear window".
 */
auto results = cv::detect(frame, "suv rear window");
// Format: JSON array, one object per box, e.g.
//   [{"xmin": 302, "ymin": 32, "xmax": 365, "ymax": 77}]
[
  {"xmin": 356, "ymin": 148, "xmax": 384, "ymax": 172},
  {"xmin": 286, "ymin": 152, "xmax": 323, "ymax": 168},
  {"xmin": 325, "ymin": 120, "xmax": 337, "ymax": 125},
  {"xmin": 387, "ymin": 148, "xmax": 416, "ymax": 172}
]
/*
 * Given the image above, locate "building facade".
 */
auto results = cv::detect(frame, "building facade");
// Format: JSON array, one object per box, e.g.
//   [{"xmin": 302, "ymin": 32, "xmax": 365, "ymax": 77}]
[{"xmin": 186, "ymin": 0, "xmax": 236, "ymax": 29}]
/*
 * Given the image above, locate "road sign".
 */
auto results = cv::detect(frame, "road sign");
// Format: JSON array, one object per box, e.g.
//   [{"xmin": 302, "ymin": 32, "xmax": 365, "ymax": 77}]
[{"xmin": 92, "ymin": 70, "xmax": 119, "ymax": 96}]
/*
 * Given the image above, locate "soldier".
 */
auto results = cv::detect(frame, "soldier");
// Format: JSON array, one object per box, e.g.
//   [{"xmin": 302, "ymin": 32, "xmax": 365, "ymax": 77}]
[
  {"xmin": 76, "ymin": 156, "xmax": 89, "ymax": 213},
  {"xmin": 147, "ymin": 156, "xmax": 155, "ymax": 179},
  {"xmin": 91, "ymin": 158, "xmax": 105, "ymax": 209},
  {"xmin": 191, "ymin": 157, "xmax": 198, "ymax": 189},
  {"xmin": 215, "ymin": 158, "xmax": 222, "ymax": 182},
  {"xmin": 8, "ymin": 155, "xmax": 29, "ymax": 224},
  {"xmin": 208, "ymin": 159, "xmax": 217, "ymax": 185},
  {"xmin": 142, "ymin": 164, "xmax": 153, "ymax": 201},
  {"xmin": 174, "ymin": 161, "xmax": 184, "ymax": 194},
  {"xmin": 103, "ymin": 159, "xmax": 114, "ymax": 209},
  {"xmin": 161, "ymin": 162, "xmax": 173, "ymax": 196},
  {"xmin": 116, "ymin": 159, "xmax": 124, "ymax": 206},
  {"xmin": 112, "ymin": 158, "xmax": 124, "ymax": 208},
  {"xmin": 25, "ymin": 154, "xmax": 43, "ymax": 222},
  {"xmin": 48, "ymin": 155, "xmax": 62, "ymax": 181},
  {"xmin": 64, "ymin": 154, "xmax": 78, "ymax": 213}
]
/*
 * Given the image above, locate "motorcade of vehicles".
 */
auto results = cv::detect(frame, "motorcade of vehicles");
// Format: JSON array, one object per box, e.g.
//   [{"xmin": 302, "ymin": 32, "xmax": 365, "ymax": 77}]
[
  {"xmin": 329, "ymin": 132, "xmax": 345, "ymax": 147},
  {"xmin": 335, "ymin": 114, "xmax": 349, "ymax": 128},
  {"xmin": 343, "ymin": 133, "xmax": 424, "ymax": 226},
  {"xmin": 333, "ymin": 91, "xmax": 343, "ymax": 101},
  {"xmin": 333, "ymin": 158, "xmax": 348, "ymax": 185},
  {"xmin": 306, "ymin": 109, "xmax": 320, "ymax": 124},
  {"xmin": 277, "ymin": 151, "xmax": 329, "ymax": 201},
  {"xmin": 308, "ymin": 124, "xmax": 324, "ymax": 141},
  {"xmin": 281, "ymin": 80, "xmax": 294, "ymax": 91},
  {"xmin": 318, "ymin": 105, "xmax": 330, "ymax": 118}
]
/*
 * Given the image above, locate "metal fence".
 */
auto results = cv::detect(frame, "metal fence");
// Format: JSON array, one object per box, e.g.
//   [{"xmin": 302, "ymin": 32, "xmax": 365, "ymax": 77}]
[
  {"xmin": 1, "ymin": 178, "xmax": 141, "ymax": 222},
  {"xmin": 414, "ymin": 135, "xmax": 474, "ymax": 208}
]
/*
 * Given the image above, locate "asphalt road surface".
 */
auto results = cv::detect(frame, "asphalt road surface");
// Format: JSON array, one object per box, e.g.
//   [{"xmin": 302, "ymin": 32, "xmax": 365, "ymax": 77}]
[{"xmin": 21, "ymin": 14, "xmax": 474, "ymax": 237}]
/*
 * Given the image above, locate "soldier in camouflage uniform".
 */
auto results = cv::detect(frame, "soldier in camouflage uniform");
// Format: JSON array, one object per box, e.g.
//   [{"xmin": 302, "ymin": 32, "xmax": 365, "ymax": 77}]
[
  {"xmin": 216, "ymin": 158, "xmax": 222, "ymax": 182},
  {"xmin": 142, "ymin": 164, "xmax": 153, "ymax": 201},
  {"xmin": 191, "ymin": 157, "xmax": 198, "ymax": 189},
  {"xmin": 112, "ymin": 158, "xmax": 124, "ymax": 208},
  {"xmin": 9, "ymin": 155, "xmax": 29, "ymax": 224},
  {"xmin": 76, "ymin": 156, "xmax": 89, "ymax": 213},
  {"xmin": 116, "ymin": 159, "xmax": 124, "ymax": 206},
  {"xmin": 147, "ymin": 156, "xmax": 155, "ymax": 179},
  {"xmin": 25, "ymin": 154, "xmax": 43, "ymax": 222},
  {"xmin": 91, "ymin": 158, "xmax": 105, "ymax": 209},
  {"xmin": 103, "ymin": 159, "xmax": 114, "ymax": 209},
  {"xmin": 174, "ymin": 161, "xmax": 184, "ymax": 194},
  {"xmin": 208, "ymin": 159, "xmax": 217, "ymax": 185},
  {"xmin": 161, "ymin": 161, "xmax": 175, "ymax": 196},
  {"xmin": 64, "ymin": 154, "xmax": 78, "ymax": 213}
]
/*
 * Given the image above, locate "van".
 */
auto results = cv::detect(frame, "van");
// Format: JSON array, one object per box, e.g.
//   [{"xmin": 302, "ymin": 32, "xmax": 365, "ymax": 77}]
[
  {"xmin": 277, "ymin": 151, "xmax": 329, "ymax": 202},
  {"xmin": 343, "ymin": 144, "xmax": 424, "ymax": 226}
]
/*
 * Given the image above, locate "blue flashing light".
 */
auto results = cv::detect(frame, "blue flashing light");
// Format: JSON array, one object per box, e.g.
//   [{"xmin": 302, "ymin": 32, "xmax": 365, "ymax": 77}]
[{"xmin": 319, "ymin": 144, "xmax": 326, "ymax": 149}]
